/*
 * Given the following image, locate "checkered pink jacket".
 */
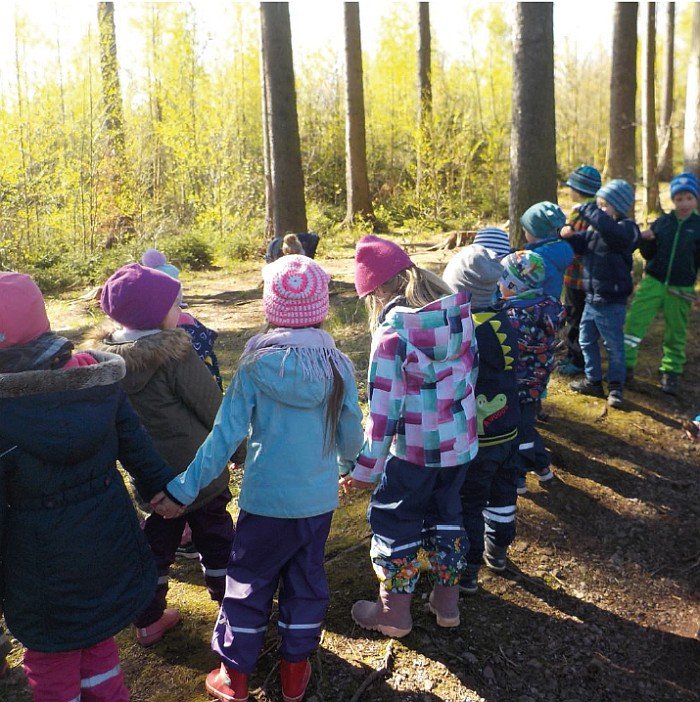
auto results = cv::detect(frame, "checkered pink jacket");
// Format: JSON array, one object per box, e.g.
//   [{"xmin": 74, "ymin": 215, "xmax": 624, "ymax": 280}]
[{"xmin": 353, "ymin": 291, "xmax": 479, "ymax": 482}]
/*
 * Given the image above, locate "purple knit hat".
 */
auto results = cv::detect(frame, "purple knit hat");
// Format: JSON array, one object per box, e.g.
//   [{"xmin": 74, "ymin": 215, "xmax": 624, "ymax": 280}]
[
  {"xmin": 262, "ymin": 255, "xmax": 330, "ymax": 328},
  {"xmin": 354, "ymin": 235, "xmax": 414, "ymax": 298},
  {"xmin": 100, "ymin": 263, "xmax": 181, "ymax": 330}
]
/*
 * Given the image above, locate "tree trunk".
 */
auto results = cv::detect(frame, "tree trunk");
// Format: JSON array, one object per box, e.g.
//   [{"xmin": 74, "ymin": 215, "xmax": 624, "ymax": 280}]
[
  {"xmin": 260, "ymin": 32, "xmax": 274, "ymax": 237},
  {"xmin": 641, "ymin": 2, "xmax": 661, "ymax": 215},
  {"xmin": 343, "ymin": 2, "xmax": 374, "ymax": 224},
  {"xmin": 509, "ymin": 2, "xmax": 558, "ymax": 247},
  {"xmin": 606, "ymin": 2, "xmax": 638, "ymax": 187},
  {"xmin": 416, "ymin": 2, "xmax": 432, "ymax": 199},
  {"xmin": 260, "ymin": 2, "xmax": 307, "ymax": 238},
  {"xmin": 657, "ymin": 2, "xmax": 674, "ymax": 181},
  {"xmin": 683, "ymin": 2, "xmax": 700, "ymax": 178}
]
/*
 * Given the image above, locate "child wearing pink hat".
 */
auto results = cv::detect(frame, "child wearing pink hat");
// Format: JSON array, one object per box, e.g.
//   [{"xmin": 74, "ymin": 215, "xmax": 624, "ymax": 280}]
[
  {"xmin": 151, "ymin": 255, "xmax": 364, "ymax": 702},
  {"xmin": 346, "ymin": 236, "xmax": 479, "ymax": 638},
  {"xmin": 0, "ymin": 272, "xmax": 175, "ymax": 701},
  {"xmin": 96, "ymin": 263, "xmax": 234, "ymax": 648}
]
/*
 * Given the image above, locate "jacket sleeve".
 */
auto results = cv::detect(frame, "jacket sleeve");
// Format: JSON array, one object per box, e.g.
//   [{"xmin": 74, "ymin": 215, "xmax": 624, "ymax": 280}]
[
  {"xmin": 336, "ymin": 364, "xmax": 366, "ymax": 476},
  {"xmin": 639, "ymin": 216, "xmax": 663, "ymax": 261},
  {"xmin": 172, "ymin": 348, "xmax": 223, "ymax": 430},
  {"xmin": 352, "ymin": 331, "xmax": 406, "ymax": 483},
  {"xmin": 0, "ymin": 443, "xmax": 16, "ymax": 608},
  {"xmin": 166, "ymin": 366, "xmax": 254, "ymax": 505},
  {"xmin": 115, "ymin": 390, "xmax": 177, "ymax": 502},
  {"xmin": 578, "ymin": 203, "xmax": 639, "ymax": 253},
  {"xmin": 562, "ymin": 232, "xmax": 588, "ymax": 256}
]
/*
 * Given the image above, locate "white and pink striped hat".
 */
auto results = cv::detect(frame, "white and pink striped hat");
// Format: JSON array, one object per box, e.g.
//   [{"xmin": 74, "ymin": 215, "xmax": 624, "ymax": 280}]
[{"xmin": 262, "ymin": 255, "xmax": 331, "ymax": 328}]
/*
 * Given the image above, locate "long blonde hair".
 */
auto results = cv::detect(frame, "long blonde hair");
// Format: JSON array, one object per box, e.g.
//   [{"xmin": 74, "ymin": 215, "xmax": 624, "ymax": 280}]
[{"xmin": 365, "ymin": 266, "xmax": 454, "ymax": 331}]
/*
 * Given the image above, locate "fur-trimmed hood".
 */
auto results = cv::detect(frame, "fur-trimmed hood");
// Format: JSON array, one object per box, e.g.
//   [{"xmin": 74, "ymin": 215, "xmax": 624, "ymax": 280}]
[
  {"xmin": 0, "ymin": 350, "xmax": 125, "ymax": 399},
  {"xmin": 0, "ymin": 351, "xmax": 129, "ymax": 464},
  {"xmin": 90, "ymin": 328, "xmax": 192, "ymax": 394}
]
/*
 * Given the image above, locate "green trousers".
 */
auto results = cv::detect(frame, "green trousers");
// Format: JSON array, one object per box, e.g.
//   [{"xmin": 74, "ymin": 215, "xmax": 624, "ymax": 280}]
[{"xmin": 624, "ymin": 274, "xmax": 694, "ymax": 375}]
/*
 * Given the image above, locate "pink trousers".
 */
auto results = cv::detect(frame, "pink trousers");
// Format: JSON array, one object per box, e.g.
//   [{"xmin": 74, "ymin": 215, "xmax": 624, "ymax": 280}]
[{"xmin": 23, "ymin": 637, "xmax": 129, "ymax": 702}]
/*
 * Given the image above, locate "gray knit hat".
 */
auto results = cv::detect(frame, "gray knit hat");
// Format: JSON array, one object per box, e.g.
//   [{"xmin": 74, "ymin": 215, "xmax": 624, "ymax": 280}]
[{"xmin": 442, "ymin": 244, "xmax": 503, "ymax": 309}]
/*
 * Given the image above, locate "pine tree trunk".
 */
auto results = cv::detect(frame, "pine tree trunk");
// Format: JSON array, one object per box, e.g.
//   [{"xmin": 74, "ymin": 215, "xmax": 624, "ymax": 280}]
[
  {"xmin": 260, "ymin": 2, "xmax": 307, "ymax": 238},
  {"xmin": 683, "ymin": 2, "xmax": 700, "ymax": 178},
  {"xmin": 606, "ymin": 2, "xmax": 638, "ymax": 188},
  {"xmin": 642, "ymin": 2, "xmax": 661, "ymax": 215},
  {"xmin": 509, "ymin": 2, "xmax": 558, "ymax": 247},
  {"xmin": 416, "ymin": 2, "xmax": 432, "ymax": 201},
  {"xmin": 657, "ymin": 2, "xmax": 675, "ymax": 181},
  {"xmin": 343, "ymin": 2, "xmax": 374, "ymax": 224}
]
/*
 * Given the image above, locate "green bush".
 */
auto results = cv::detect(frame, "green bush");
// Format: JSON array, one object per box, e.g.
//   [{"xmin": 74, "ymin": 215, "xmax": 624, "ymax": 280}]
[{"xmin": 162, "ymin": 234, "xmax": 214, "ymax": 270}]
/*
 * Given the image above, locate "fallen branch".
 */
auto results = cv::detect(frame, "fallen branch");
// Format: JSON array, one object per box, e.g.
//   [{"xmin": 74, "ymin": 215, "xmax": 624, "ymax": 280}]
[
  {"xmin": 423, "ymin": 230, "xmax": 475, "ymax": 251},
  {"xmin": 349, "ymin": 639, "xmax": 395, "ymax": 702}
]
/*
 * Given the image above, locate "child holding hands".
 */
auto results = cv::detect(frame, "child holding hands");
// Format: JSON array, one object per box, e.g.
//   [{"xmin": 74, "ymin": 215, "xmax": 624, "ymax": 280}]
[
  {"xmin": 153, "ymin": 256, "xmax": 364, "ymax": 702},
  {"xmin": 345, "ymin": 235, "xmax": 479, "ymax": 637},
  {"xmin": 0, "ymin": 272, "xmax": 175, "ymax": 701},
  {"xmin": 623, "ymin": 172, "xmax": 700, "ymax": 394}
]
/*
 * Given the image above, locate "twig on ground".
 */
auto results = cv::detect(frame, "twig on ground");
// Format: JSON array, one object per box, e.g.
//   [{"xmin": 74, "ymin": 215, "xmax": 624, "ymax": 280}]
[
  {"xmin": 348, "ymin": 639, "xmax": 395, "ymax": 702},
  {"xmin": 324, "ymin": 536, "xmax": 371, "ymax": 566},
  {"xmin": 498, "ymin": 645, "xmax": 521, "ymax": 669}
]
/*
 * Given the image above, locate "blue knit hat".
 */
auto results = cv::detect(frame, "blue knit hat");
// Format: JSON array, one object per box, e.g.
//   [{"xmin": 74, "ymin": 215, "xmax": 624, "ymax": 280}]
[
  {"xmin": 670, "ymin": 172, "xmax": 699, "ymax": 199},
  {"xmin": 472, "ymin": 227, "xmax": 511, "ymax": 258},
  {"xmin": 565, "ymin": 165, "xmax": 602, "ymax": 196},
  {"xmin": 521, "ymin": 202, "xmax": 566, "ymax": 239},
  {"xmin": 597, "ymin": 179, "xmax": 634, "ymax": 217}
]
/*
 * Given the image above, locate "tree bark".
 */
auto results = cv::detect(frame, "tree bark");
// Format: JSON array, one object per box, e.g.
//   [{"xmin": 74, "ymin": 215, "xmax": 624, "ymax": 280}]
[
  {"xmin": 606, "ymin": 2, "xmax": 638, "ymax": 187},
  {"xmin": 657, "ymin": 2, "xmax": 674, "ymax": 181},
  {"xmin": 641, "ymin": 2, "xmax": 661, "ymax": 215},
  {"xmin": 683, "ymin": 2, "xmax": 700, "ymax": 178},
  {"xmin": 509, "ymin": 2, "xmax": 558, "ymax": 247},
  {"xmin": 416, "ymin": 2, "xmax": 432, "ymax": 202},
  {"xmin": 260, "ymin": 2, "xmax": 307, "ymax": 237},
  {"xmin": 343, "ymin": 2, "xmax": 374, "ymax": 224}
]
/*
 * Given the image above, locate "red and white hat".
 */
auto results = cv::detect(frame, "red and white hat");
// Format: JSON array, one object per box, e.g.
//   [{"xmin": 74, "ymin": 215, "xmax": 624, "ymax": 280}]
[{"xmin": 262, "ymin": 255, "xmax": 330, "ymax": 328}]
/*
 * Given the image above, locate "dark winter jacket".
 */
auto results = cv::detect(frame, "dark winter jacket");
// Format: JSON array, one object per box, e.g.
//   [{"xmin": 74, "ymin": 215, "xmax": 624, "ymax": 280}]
[
  {"xmin": 0, "ymin": 351, "xmax": 175, "ymax": 652},
  {"xmin": 473, "ymin": 306, "xmax": 520, "ymax": 449},
  {"xmin": 640, "ymin": 210, "xmax": 700, "ymax": 287},
  {"xmin": 566, "ymin": 203, "xmax": 640, "ymax": 304},
  {"xmin": 524, "ymin": 237, "xmax": 574, "ymax": 299},
  {"xmin": 179, "ymin": 315, "xmax": 223, "ymax": 390},
  {"xmin": 93, "ymin": 329, "xmax": 228, "ymax": 513},
  {"xmin": 504, "ymin": 297, "xmax": 566, "ymax": 404}
]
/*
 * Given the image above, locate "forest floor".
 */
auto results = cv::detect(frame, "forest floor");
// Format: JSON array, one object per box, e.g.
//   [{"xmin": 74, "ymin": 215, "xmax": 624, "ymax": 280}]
[{"xmin": 2, "ymin": 236, "xmax": 699, "ymax": 702}]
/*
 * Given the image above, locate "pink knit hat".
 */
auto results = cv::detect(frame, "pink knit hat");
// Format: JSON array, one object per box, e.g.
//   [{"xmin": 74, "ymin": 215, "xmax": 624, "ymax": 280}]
[
  {"xmin": 354, "ymin": 235, "xmax": 414, "ymax": 297},
  {"xmin": 262, "ymin": 255, "xmax": 330, "ymax": 328},
  {"xmin": 100, "ymin": 263, "xmax": 181, "ymax": 330},
  {"xmin": 0, "ymin": 272, "xmax": 51, "ymax": 349}
]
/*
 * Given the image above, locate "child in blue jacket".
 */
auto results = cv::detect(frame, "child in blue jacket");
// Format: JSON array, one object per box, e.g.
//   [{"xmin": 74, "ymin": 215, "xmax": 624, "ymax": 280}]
[
  {"xmin": 521, "ymin": 201, "xmax": 573, "ymax": 299},
  {"xmin": 561, "ymin": 179, "xmax": 640, "ymax": 408},
  {"xmin": 151, "ymin": 256, "xmax": 364, "ymax": 702}
]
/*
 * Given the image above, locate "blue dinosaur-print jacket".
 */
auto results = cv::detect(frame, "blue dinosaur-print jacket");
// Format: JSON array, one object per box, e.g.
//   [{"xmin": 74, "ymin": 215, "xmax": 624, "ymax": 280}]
[{"xmin": 180, "ymin": 316, "xmax": 223, "ymax": 389}]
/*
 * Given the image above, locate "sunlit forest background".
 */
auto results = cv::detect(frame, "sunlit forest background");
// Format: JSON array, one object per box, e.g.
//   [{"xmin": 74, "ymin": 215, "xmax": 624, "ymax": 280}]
[{"xmin": 0, "ymin": 2, "xmax": 695, "ymax": 290}]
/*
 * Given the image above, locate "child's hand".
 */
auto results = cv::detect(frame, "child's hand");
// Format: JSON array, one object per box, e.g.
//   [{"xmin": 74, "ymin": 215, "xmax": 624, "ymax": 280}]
[
  {"xmin": 559, "ymin": 225, "xmax": 575, "ymax": 239},
  {"xmin": 640, "ymin": 229, "xmax": 655, "ymax": 240},
  {"xmin": 151, "ymin": 491, "xmax": 185, "ymax": 519},
  {"xmin": 339, "ymin": 475, "xmax": 375, "ymax": 493},
  {"xmin": 339, "ymin": 474, "xmax": 353, "ymax": 495}
]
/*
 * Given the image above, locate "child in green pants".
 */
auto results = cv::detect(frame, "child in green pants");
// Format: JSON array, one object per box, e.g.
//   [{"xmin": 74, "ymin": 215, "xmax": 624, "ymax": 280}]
[{"xmin": 624, "ymin": 172, "xmax": 700, "ymax": 395}]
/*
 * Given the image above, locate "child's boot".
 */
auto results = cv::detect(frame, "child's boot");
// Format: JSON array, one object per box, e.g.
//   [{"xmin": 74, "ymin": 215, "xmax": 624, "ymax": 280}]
[
  {"xmin": 660, "ymin": 372, "xmax": 679, "ymax": 395},
  {"xmin": 459, "ymin": 564, "xmax": 480, "ymax": 595},
  {"xmin": 428, "ymin": 584, "xmax": 460, "ymax": 627},
  {"xmin": 135, "ymin": 607, "xmax": 180, "ymax": 647},
  {"xmin": 351, "ymin": 584, "xmax": 413, "ymax": 637},
  {"xmin": 483, "ymin": 542, "xmax": 508, "ymax": 572},
  {"xmin": 205, "ymin": 663, "xmax": 249, "ymax": 702},
  {"xmin": 607, "ymin": 383, "xmax": 624, "ymax": 408},
  {"xmin": 280, "ymin": 659, "xmax": 311, "ymax": 702}
]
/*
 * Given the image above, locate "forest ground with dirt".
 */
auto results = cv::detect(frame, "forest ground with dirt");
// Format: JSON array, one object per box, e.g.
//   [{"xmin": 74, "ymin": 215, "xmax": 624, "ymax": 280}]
[{"xmin": 2, "ymin": 236, "xmax": 699, "ymax": 702}]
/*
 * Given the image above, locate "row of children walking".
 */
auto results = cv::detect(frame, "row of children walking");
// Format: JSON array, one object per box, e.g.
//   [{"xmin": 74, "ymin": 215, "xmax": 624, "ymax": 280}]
[{"xmin": 1, "ymin": 168, "xmax": 697, "ymax": 702}]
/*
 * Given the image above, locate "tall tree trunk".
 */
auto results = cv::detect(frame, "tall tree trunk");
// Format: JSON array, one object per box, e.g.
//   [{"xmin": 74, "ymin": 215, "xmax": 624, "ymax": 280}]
[
  {"xmin": 260, "ymin": 37, "xmax": 274, "ymax": 237},
  {"xmin": 97, "ymin": 2, "xmax": 131, "ymax": 238},
  {"xmin": 606, "ymin": 2, "xmax": 638, "ymax": 187},
  {"xmin": 657, "ymin": 2, "xmax": 675, "ymax": 181},
  {"xmin": 642, "ymin": 2, "xmax": 661, "ymax": 215},
  {"xmin": 416, "ymin": 2, "xmax": 432, "ymax": 200},
  {"xmin": 509, "ymin": 2, "xmax": 557, "ymax": 247},
  {"xmin": 683, "ymin": 2, "xmax": 700, "ymax": 178},
  {"xmin": 260, "ymin": 2, "xmax": 307, "ymax": 238},
  {"xmin": 343, "ymin": 2, "xmax": 374, "ymax": 224}
]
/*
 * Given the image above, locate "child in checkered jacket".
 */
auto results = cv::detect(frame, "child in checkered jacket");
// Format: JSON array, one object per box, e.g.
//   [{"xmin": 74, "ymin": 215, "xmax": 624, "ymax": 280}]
[{"xmin": 342, "ymin": 235, "xmax": 479, "ymax": 639}]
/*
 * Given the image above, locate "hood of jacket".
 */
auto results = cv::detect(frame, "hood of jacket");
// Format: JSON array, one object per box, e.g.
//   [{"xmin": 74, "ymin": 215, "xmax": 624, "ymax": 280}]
[
  {"xmin": 244, "ymin": 349, "xmax": 336, "ymax": 409},
  {"xmin": 382, "ymin": 291, "xmax": 472, "ymax": 364},
  {"xmin": 525, "ymin": 237, "xmax": 574, "ymax": 272},
  {"xmin": 91, "ymin": 328, "xmax": 192, "ymax": 394},
  {"xmin": 0, "ymin": 350, "xmax": 125, "ymax": 464}
]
